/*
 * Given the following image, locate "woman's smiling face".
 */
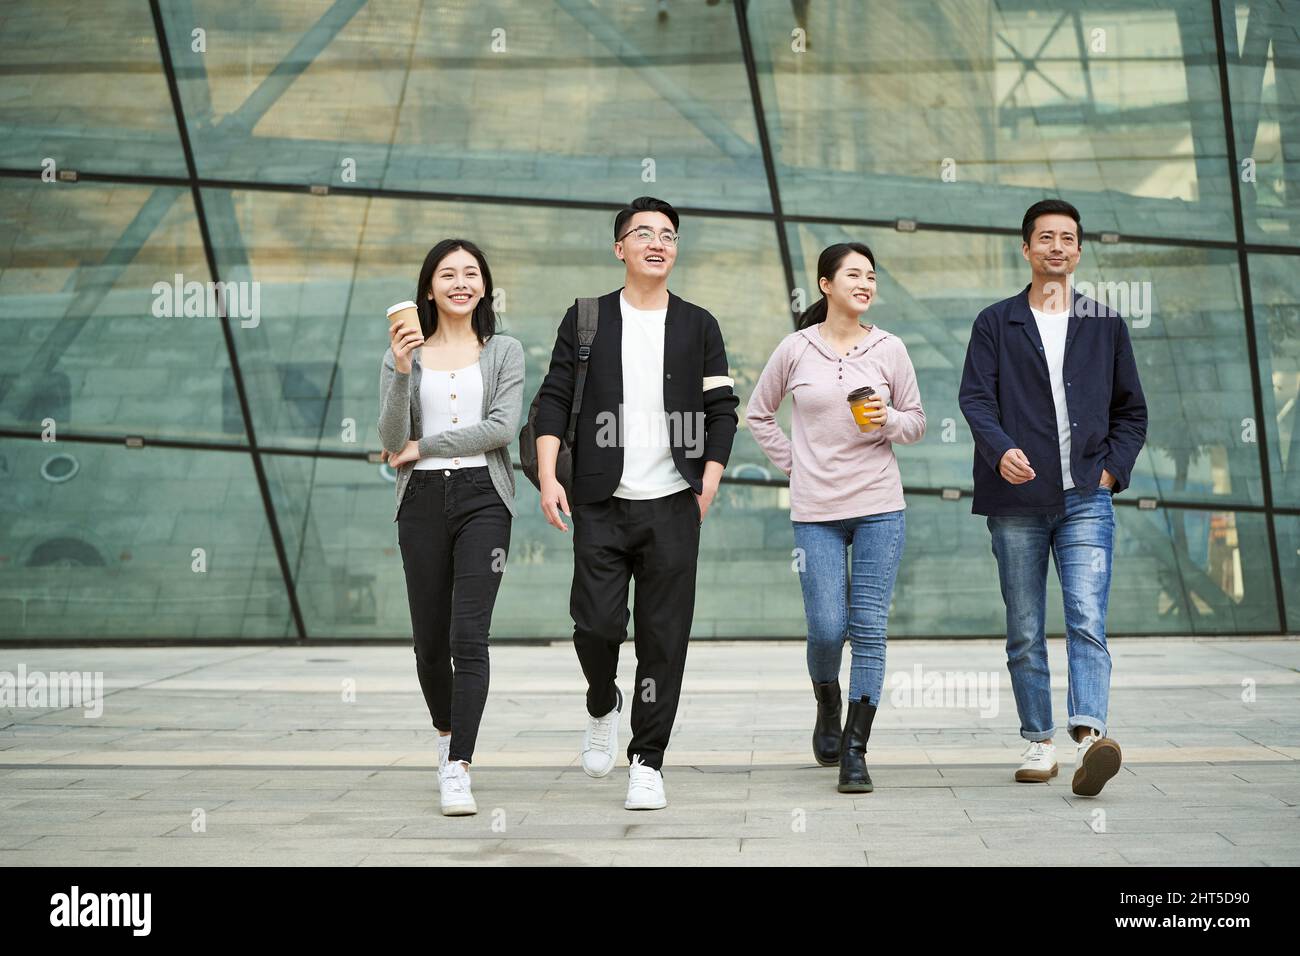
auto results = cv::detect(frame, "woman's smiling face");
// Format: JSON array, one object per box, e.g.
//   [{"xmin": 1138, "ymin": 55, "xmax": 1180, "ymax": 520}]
[
  {"xmin": 428, "ymin": 246, "xmax": 484, "ymax": 319},
  {"xmin": 820, "ymin": 250, "xmax": 876, "ymax": 317}
]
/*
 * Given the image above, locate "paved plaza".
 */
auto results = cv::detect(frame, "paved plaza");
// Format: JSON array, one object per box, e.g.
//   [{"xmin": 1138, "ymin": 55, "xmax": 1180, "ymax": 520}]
[{"xmin": 1, "ymin": 638, "xmax": 1297, "ymax": 866}]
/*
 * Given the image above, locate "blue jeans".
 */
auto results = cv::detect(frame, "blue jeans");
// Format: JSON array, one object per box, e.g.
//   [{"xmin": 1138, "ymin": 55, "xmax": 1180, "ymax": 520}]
[
  {"xmin": 987, "ymin": 487, "xmax": 1115, "ymax": 742},
  {"xmin": 792, "ymin": 511, "xmax": 906, "ymax": 706}
]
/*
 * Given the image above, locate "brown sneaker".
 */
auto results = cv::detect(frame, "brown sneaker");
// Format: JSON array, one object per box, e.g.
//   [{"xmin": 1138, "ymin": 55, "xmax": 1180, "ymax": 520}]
[{"xmin": 1072, "ymin": 733, "xmax": 1122, "ymax": 796}]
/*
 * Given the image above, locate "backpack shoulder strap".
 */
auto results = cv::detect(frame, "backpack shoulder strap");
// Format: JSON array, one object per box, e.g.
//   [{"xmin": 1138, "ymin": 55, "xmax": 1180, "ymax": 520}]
[{"xmin": 566, "ymin": 297, "xmax": 600, "ymax": 445}]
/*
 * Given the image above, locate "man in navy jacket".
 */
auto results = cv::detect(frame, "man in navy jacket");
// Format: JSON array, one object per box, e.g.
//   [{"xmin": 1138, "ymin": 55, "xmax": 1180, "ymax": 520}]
[{"xmin": 959, "ymin": 199, "xmax": 1147, "ymax": 797}]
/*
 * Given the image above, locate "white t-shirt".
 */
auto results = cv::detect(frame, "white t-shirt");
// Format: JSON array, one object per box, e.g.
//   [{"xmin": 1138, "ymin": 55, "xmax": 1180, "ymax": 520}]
[
  {"xmin": 414, "ymin": 361, "xmax": 489, "ymax": 470},
  {"xmin": 1030, "ymin": 307, "xmax": 1074, "ymax": 491},
  {"xmin": 613, "ymin": 292, "xmax": 690, "ymax": 500}
]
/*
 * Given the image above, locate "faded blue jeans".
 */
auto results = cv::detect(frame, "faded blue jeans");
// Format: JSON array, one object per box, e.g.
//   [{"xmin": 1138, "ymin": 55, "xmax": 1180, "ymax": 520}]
[
  {"xmin": 792, "ymin": 510, "xmax": 906, "ymax": 706},
  {"xmin": 987, "ymin": 486, "xmax": 1116, "ymax": 742}
]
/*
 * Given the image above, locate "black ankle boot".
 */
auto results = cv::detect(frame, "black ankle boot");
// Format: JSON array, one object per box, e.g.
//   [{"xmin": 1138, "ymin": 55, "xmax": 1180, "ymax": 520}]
[
  {"xmin": 811, "ymin": 680, "xmax": 842, "ymax": 766},
  {"xmin": 837, "ymin": 698, "xmax": 877, "ymax": 793}
]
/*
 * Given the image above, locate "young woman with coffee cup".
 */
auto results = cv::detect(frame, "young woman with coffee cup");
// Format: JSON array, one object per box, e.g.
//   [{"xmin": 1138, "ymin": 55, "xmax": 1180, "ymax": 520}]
[
  {"xmin": 377, "ymin": 239, "xmax": 525, "ymax": 815},
  {"xmin": 747, "ymin": 242, "xmax": 925, "ymax": 792}
]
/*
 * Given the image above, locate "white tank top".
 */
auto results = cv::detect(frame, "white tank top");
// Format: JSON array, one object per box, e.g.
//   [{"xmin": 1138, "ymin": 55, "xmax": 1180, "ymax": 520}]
[{"xmin": 413, "ymin": 361, "xmax": 489, "ymax": 470}]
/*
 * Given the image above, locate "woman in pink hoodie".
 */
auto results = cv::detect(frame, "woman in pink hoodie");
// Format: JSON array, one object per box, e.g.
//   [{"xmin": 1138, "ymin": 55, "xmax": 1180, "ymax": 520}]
[{"xmin": 747, "ymin": 242, "xmax": 925, "ymax": 793}]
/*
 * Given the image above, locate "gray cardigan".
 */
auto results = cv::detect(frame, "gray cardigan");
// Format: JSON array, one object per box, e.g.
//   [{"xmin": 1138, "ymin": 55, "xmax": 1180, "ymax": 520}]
[{"xmin": 377, "ymin": 333, "xmax": 525, "ymax": 520}]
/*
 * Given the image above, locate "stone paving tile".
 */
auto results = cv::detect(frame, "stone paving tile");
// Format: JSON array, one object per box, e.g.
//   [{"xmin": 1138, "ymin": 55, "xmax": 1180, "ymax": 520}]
[{"xmin": 1, "ymin": 640, "xmax": 1298, "ymax": 866}]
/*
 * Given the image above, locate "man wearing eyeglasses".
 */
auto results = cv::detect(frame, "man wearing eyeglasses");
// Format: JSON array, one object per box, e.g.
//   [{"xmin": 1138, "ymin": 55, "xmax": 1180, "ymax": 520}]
[{"xmin": 534, "ymin": 196, "xmax": 739, "ymax": 810}]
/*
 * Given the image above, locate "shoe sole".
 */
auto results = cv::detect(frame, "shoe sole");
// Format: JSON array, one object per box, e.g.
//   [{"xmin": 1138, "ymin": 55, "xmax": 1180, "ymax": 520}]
[
  {"xmin": 1014, "ymin": 763, "xmax": 1059, "ymax": 783},
  {"xmin": 1072, "ymin": 737, "xmax": 1122, "ymax": 796},
  {"xmin": 837, "ymin": 782, "xmax": 874, "ymax": 793},
  {"xmin": 441, "ymin": 802, "xmax": 477, "ymax": 816},
  {"xmin": 624, "ymin": 799, "xmax": 667, "ymax": 810},
  {"xmin": 582, "ymin": 758, "xmax": 615, "ymax": 778},
  {"xmin": 815, "ymin": 754, "xmax": 839, "ymax": 768}
]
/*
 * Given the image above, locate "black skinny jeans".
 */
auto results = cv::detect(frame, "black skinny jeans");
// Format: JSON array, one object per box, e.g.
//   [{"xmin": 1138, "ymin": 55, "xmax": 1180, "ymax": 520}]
[{"xmin": 397, "ymin": 466, "xmax": 511, "ymax": 764}]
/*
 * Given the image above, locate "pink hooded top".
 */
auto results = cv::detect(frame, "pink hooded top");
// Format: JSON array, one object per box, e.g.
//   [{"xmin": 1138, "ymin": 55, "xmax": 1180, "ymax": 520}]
[{"xmin": 746, "ymin": 323, "xmax": 926, "ymax": 521}]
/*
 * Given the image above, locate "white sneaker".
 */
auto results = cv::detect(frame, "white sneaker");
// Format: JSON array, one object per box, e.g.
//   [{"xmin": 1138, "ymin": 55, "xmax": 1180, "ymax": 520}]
[
  {"xmin": 624, "ymin": 754, "xmax": 667, "ymax": 810},
  {"xmin": 1072, "ymin": 732, "xmax": 1122, "ymax": 796},
  {"xmin": 1014, "ymin": 740, "xmax": 1058, "ymax": 782},
  {"xmin": 436, "ymin": 734, "xmax": 450, "ymax": 772},
  {"xmin": 581, "ymin": 686, "xmax": 622, "ymax": 778},
  {"xmin": 439, "ymin": 760, "xmax": 477, "ymax": 816}
]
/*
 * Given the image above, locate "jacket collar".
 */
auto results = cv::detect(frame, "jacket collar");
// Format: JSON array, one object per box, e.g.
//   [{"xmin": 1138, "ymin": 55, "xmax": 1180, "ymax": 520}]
[
  {"xmin": 1009, "ymin": 282, "xmax": 1086, "ymax": 367},
  {"xmin": 608, "ymin": 286, "xmax": 680, "ymax": 324},
  {"xmin": 603, "ymin": 286, "xmax": 682, "ymax": 356},
  {"xmin": 1007, "ymin": 282, "xmax": 1087, "ymax": 322}
]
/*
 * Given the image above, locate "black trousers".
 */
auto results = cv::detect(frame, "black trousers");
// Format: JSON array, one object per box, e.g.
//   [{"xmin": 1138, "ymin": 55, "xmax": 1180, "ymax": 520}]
[
  {"xmin": 571, "ymin": 486, "xmax": 701, "ymax": 771},
  {"xmin": 397, "ymin": 466, "xmax": 511, "ymax": 764}
]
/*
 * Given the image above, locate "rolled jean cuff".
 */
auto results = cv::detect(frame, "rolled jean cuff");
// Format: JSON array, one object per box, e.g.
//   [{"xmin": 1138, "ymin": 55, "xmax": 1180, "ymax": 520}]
[
  {"xmin": 1021, "ymin": 727, "xmax": 1055, "ymax": 742},
  {"xmin": 1067, "ymin": 715, "xmax": 1106, "ymax": 738}
]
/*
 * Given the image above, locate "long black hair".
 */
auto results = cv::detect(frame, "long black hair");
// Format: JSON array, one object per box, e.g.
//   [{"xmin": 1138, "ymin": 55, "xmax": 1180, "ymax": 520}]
[
  {"xmin": 414, "ymin": 239, "xmax": 497, "ymax": 343},
  {"xmin": 796, "ymin": 242, "xmax": 877, "ymax": 329}
]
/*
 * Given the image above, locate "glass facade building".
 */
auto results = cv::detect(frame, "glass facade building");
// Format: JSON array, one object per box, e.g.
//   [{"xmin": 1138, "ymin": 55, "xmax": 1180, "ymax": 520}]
[{"xmin": 0, "ymin": 0, "xmax": 1296, "ymax": 640}]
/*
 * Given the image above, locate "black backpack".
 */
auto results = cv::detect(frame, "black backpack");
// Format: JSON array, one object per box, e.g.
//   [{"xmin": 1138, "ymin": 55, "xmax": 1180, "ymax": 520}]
[{"xmin": 519, "ymin": 297, "xmax": 599, "ymax": 497}]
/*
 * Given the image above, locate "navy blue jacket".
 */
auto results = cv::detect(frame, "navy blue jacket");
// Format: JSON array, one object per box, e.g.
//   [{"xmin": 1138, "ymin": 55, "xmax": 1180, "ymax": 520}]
[{"xmin": 958, "ymin": 284, "xmax": 1147, "ymax": 516}]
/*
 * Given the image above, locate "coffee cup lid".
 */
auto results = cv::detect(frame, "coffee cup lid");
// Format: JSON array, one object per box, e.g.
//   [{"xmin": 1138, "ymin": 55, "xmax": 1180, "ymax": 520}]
[
  {"xmin": 386, "ymin": 300, "xmax": 417, "ymax": 317},
  {"xmin": 847, "ymin": 386, "xmax": 876, "ymax": 401}
]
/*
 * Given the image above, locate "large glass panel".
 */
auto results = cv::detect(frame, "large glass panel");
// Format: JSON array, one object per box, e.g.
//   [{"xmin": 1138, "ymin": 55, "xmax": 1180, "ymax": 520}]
[
  {"xmin": 0, "ymin": 180, "xmax": 243, "ymax": 444},
  {"xmin": 751, "ymin": 0, "xmax": 1235, "ymax": 241},
  {"xmin": 0, "ymin": 0, "xmax": 1293, "ymax": 642},
  {"xmin": 204, "ymin": 187, "xmax": 788, "ymax": 457},
  {"xmin": 895, "ymin": 498, "xmax": 1279, "ymax": 636},
  {"xmin": 0, "ymin": 441, "xmax": 292, "ymax": 639},
  {"xmin": 699, "ymin": 493, "xmax": 1279, "ymax": 637},
  {"xmin": 163, "ymin": 0, "xmax": 769, "ymax": 211},
  {"xmin": 1276, "ymin": 514, "xmax": 1300, "ymax": 634},
  {"xmin": 1222, "ymin": 0, "xmax": 1300, "ymax": 246},
  {"xmin": 1106, "ymin": 504, "xmax": 1278, "ymax": 634},
  {"xmin": 1249, "ymin": 254, "xmax": 1300, "ymax": 507},
  {"xmin": 783, "ymin": 222, "xmax": 1265, "ymax": 506},
  {"xmin": 0, "ymin": 0, "xmax": 188, "ymax": 178}
]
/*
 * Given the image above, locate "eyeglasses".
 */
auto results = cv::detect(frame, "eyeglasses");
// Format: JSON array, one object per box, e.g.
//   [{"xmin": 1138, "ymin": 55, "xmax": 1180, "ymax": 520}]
[{"xmin": 616, "ymin": 227, "xmax": 679, "ymax": 246}]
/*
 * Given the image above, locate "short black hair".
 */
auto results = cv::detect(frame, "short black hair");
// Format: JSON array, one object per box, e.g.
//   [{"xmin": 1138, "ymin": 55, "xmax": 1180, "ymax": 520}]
[
  {"xmin": 1021, "ymin": 199, "xmax": 1082, "ymax": 245},
  {"xmin": 614, "ymin": 196, "xmax": 680, "ymax": 242}
]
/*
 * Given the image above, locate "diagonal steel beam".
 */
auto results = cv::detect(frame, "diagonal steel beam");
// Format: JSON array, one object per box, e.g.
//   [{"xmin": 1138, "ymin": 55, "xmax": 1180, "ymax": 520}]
[{"xmin": 1, "ymin": 0, "xmax": 367, "ymax": 414}]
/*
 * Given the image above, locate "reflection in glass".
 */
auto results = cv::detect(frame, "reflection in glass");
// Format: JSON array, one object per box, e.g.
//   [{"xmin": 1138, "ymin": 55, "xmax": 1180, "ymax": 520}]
[
  {"xmin": 1275, "ymin": 515, "xmax": 1300, "ymax": 634},
  {"xmin": 751, "ymin": 0, "xmax": 1235, "ymax": 241},
  {"xmin": 164, "ymin": 0, "xmax": 769, "ymax": 211},
  {"xmin": 0, "ymin": 180, "xmax": 240, "ymax": 443},
  {"xmin": 1249, "ymin": 254, "xmax": 1300, "ymax": 506},
  {"xmin": 0, "ymin": 0, "xmax": 187, "ymax": 178},
  {"xmin": 1222, "ymin": 1, "xmax": 1300, "ymax": 246},
  {"xmin": 0, "ymin": 441, "xmax": 292, "ymax": 639}
]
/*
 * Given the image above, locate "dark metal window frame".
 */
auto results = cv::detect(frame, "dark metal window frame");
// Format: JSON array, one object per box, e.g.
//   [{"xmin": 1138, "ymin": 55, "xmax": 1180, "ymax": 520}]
[{"xmin": 0, "ymin": 0, "xmax": 1293, "ymax": 640}]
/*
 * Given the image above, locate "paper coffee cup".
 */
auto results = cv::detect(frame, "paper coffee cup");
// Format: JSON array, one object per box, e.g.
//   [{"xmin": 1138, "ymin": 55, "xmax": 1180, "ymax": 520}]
[
  {"xmin": 386, "ymin": 300, "xmax": 422, "ymax": 340},
  {"xmin": 847, "ymin": 386, "xmax": 882, "ymax": 432}
]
